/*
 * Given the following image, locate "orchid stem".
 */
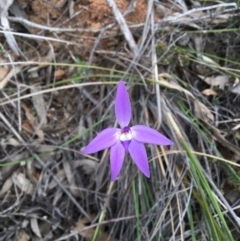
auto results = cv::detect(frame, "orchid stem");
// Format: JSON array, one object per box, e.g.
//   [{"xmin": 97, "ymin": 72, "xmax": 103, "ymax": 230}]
[
  {"xmin": 91, "ymin": 181, "xmax": 114, "ymax": 241},
  {"xmin": 132, "ymin": 179, "xmax": 141, "ymax": 241}
]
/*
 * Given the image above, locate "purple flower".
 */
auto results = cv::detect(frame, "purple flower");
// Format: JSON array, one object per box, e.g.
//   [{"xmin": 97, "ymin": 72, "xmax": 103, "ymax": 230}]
[{"xmin": 82, "ymin": 81, "xmax": 173, "ymax": 181}]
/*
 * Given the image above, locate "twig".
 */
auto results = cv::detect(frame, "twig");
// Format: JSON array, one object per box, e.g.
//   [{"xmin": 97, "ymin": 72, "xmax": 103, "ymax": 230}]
[
  {"xmin": 158, "ymin": 3, "xmax": 238, "ymax": 24},
  {"xmin": 8, "ymin": 16, "xmax": 101, "ymax": 33},
  {"xmin": 0, "ymin": 0, "xmax": 20, "ymax": 55},
  {"xmin": 0, "ymin": 82, "xmax": 107, "ymax": 106},
  {"xmin": 88, "ymin": 26, "xmax": 107, "ymax": 68},
  {"xmin": 105, "ymin": 0, "xmax": 138, "ymax": 55},
  {"xmin": 0, "ymin": 29, "xmax": 77, "ymax": 44}
]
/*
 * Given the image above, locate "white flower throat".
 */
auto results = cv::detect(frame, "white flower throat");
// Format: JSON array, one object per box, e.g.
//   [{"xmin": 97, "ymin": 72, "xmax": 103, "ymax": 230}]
[{"xmin": 120, "ymin": 126, "xmax": 132, "ymax": 142}]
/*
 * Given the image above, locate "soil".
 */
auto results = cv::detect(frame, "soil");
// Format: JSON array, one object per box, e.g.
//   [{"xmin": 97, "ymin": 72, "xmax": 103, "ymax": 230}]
[{"xmin": 18, "ymin": 0, "xmax": 149, "ymax": 60}]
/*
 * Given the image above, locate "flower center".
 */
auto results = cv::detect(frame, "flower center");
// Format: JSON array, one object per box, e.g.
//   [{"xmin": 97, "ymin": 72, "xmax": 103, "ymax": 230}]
[{"xmin": 120, "ymin": 126, "xmax": 132, "ymax": 142}]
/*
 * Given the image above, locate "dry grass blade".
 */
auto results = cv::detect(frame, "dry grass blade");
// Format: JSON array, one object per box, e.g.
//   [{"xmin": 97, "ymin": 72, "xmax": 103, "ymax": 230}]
[
  {"xmin": 7, "ymin": 16, "xmax": 102, "ymax": 33},
  {"xmin": 105, "ymin": 0, "xmax": 138, "ymax": 55},
  {"xmin": 0, "ymin": 0, "xmax": 20, "ymax": 55},
  {"xmin": 0, "ymin": 65, "xmax": 23, "ymax": 90}
]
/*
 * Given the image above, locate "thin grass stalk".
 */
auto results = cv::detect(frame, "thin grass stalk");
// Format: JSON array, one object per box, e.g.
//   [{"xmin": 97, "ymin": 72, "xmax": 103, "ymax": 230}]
[
  {"xmin": 132, "ymin": 179, "xmax": 141, "ymax": 241},
  {"xmin": 169, "ymin": 112, "xmax": 235, "ymax": 239},
  {"xmin": 187, "ymin": 205, "xmax": 196, "ymax": 241},
  {"xmin": 167, "ymin": 111, "xmax": 234, "ymax": 240},
  {"xmin": 91, "ymin": 182, "xmax": 114, "ymax": 241},
  {"xmin": 178, "ymin": 101, "xmax": 240, "ymax": 184}
]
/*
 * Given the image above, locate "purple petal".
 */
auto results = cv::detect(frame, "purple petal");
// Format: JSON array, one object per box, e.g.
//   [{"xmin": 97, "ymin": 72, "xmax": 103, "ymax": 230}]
[
  {"xmin": 128, "ymin": 140, "xmax": 150, "ymax": 178},
  {"xmin": 131, "ymin": 125, "xmax": 173, "ymax": 145},
  {"xmin": 115, "ymin": 81, "xmax": 131, "ymax": 128},
  {"xmin": 110, "ymin": 141, "xmax": 125, "ymax": 181},
  {"xmin": 82, "ymin": 128, "xmax": 120, "ymax": 154}
]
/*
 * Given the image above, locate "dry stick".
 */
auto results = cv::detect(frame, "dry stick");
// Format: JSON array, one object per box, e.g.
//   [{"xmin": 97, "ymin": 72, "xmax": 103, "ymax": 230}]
[
  {"xmin": 0, "ymin": 82, "xmax": 107, "ymax": 106},
  {"xmin": 0, "ymin": 29, "xmax": 75, "ymax": 44},
  {"xmin": 0, "ymin": 0, "xmax": 20, "ymax": 55},
  {"xmin": 118, "ymin": 1, "xmax": 155, "ymax": 86},
  {"xmin": 88, "ymin": 26, "xmax": 108, "ymax": 69},
  {"xmin": 0, "ymin": 65, "xmax": 23, "ymax": 90},
  {"xmin": 136, "ymin": 0, "xmax": 162, "ymax": 123},
  {"xmin": 8, "ymin": 16, "xmax": 112, "ymax": 34},
  {"xmin": 0, "ymin": 112, "xmax": 91, "ymax": 221},
  {"xmin": 129, "ymin": 0, "xmax": 155, "ymax": 89},
  {"xmin": 105, "ymin": 0, "xmax": 138, "ymax": 56},
  {"xmin": 7, "ymin": 16, "xmax": 101, "ymax": 33},
  {"xmin": 149, "ymin": 0, "xmax": 162, "ymax": 127},
  {"xmin": 139, "ymin": 0, "xmax": 153, "ymax": 50},
  {"xmin": 162, "ymin": 2, "xmax": 238, "ymax": 23}
]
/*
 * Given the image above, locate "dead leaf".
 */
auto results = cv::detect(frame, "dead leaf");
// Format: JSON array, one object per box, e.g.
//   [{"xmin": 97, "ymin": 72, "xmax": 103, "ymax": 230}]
[
  {"xmin": 155, "ymin": 4, "xmax": 173, "ymax": 18},
  {"xmin": 194, "ymin": 100, "xmax": 214, "ymax": 124},
  {"xmin": 13, "ymin": 173, "xmax": 34, "ymax": 195},
  {"xmin": 14, "ymin": 229, "xmax": 30, "ymax": 241},
  {"xmin": 231, "ymin": 83, "xmax": 240, "ymax": 94},
  {"xmin": 0, "ymin": 0, "xmax": 20, "ymax": 54},
  {"xmin": 63, "ymin": 161, "xmax": 81, "ymax": 197},
  {"xmin": 232, "ymin": 123, "xmax": 240, "ymax": 131},
  {"xmin": 28, "ymin": 50, "xmax": 54, "ymax": 73},
  {"xmin": 31, "ymin": 86, "xmax": 47, "ymax": 126},
  {"xmin": 201, "ymin": 88, "xmax": 217, "ymax": 96},
  {"xmin": 73, "ymin": 215, "xmax": 119, "ymax": 241},
  {"xmin": 9, "ymin": 1, "xmax": 32, "ymax": 34},
  {"xmin": 68, "ymin": 0, "xmax": 75, "ymax": 17},
  {"xmin": 21, "ymin": 102, "xmax": 44, "ymax": 142},
  {"xmin": 201, "ymin": 55, "xmax": 219, "ymax": 66},
  {"xmin": 75, "ymin": 159, "xmax": 98, "ymax": 175},
  {"xmin": 199, "ymin": 75, "xmax": 229, "ymax": 89},
  {"xmin": 22, "ymin": 121, "xmax": 34, "ymax": 133},
  {"xmin": 35, "ymin": 144, "xmax": 57, "ymax": 153},
  {"xmin": 7, "ymin": 137, "xmax": 21, "ymax": 146},
  {"xmin": 223, "ymin": 182, "xmax": 240, "ymax": 205},
  {"xmin": 0, "ymin": 164, "xmax": 18, "ymax": 186},
  {"xmin": 0, "ymin": 0, "xmax": 14, "ymax": 12},
  {"xmin": 21, "ymin": 103, "xmax": 36, "ymax": 126},
  {"xmin": 53, "ymin": 189, "xmax": 64, "ymax": 206},
  {"xmin": 0, "ymin": 176, "xmax": 13, "ymax": 197},
  {"xmin": 158, "ymin": 73, "xmax": 195, "ymax": 99},
  {"xmin": 48, "ymin": 170, "xmax": 65, "ymax": 189},
  {"xmin": 30, "ymin": 218, "xmax": 42, "ymax": 238},
  {"xmin": 0, "ymin": 152, "xmax": 27, "ymax": 181},
  {"xmin": 0, "ymin": 66, "xmax": 9, "ymax": 80},
  {"xmin": 54, "ymin": 69, "xmax": 65, "ymax": 80},
  {"xmin": 204, "ymin": 121, "xmax": 240, "ymax": 159},
  {"xmin": 0, "ymin": 65, "xmax": 22, "ymax": 89},
  {"xmin": 194, "ymin": 36, "xmax": 204, "ymax": 52}
]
